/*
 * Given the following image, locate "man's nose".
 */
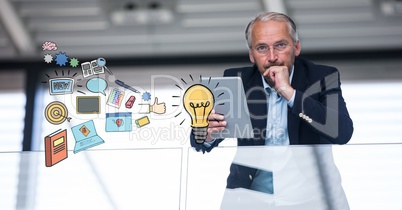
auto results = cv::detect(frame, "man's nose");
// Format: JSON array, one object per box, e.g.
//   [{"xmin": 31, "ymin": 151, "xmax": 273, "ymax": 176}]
[{"xmin": 267, "ymin": 48, "xmax": 278, "ymax": 63}]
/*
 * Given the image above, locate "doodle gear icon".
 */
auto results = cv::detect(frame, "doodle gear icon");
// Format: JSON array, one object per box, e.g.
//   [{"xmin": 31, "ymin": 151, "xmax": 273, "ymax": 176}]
[{"xmin": 55, "ymin": 52, "xmax": 69, "ymax": 66}]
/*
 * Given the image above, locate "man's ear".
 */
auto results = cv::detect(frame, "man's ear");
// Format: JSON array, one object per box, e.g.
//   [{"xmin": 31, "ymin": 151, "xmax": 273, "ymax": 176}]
[
  {"xmin": 248, "ymin": 50, "xmax": 255, "ymax": 63},
  {"xmin": 294, "ymin": 40, "xmax": 301, "ymax": 57}
]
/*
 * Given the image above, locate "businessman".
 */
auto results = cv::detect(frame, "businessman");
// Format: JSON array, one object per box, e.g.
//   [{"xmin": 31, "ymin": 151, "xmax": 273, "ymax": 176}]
[{"xmin": 190, "ymin": 12, "xmax": 354, "ymax": 193}]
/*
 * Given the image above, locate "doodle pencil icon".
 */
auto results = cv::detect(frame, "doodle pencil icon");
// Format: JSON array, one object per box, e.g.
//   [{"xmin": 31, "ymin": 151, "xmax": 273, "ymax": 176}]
[
  {"xmin": 115, "ymin": 80, "xmax": 140, "ymax": 93},
  {"xmin": 183, "ymin": 84, "xmax": 214, "ymax": 144}
]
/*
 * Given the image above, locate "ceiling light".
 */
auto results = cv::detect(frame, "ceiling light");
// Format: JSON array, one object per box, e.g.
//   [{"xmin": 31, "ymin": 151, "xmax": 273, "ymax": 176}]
[{"xmin": 110, "ymin": 8, "xmax": 173, "ymax": 25}]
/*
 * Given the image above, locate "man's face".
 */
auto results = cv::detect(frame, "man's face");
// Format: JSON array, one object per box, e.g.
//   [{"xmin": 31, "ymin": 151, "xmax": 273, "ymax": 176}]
[{"xmin": 248, "ymin": 20, "xmax": 301, "ymax": 82}]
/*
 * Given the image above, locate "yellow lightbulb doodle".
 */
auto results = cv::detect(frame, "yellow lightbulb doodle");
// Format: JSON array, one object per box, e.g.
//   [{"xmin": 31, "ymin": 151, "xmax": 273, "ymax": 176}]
[{"xmin": 183, "ymin": 84, "xmax": 215, "ymax": 144}]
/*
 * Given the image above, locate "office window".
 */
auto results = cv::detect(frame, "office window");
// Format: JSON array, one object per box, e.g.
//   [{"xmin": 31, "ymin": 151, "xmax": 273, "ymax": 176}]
[
  {"xmin": 342, "ymin": 81, "xmax": 402, "ymax": 144},
  {"xmin": 0, "ymin": 71, "xmax": 26, "ymax": 151},
  {"xmin": 0, "ymin": 70, "xmax": 25, "ymax": 210}
]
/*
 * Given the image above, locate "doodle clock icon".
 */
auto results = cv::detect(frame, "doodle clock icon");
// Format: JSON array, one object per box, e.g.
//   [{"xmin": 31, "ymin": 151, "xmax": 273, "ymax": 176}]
[{"xmin": 183, "ymin": 84, "xmax": 214, "ymax": 144}]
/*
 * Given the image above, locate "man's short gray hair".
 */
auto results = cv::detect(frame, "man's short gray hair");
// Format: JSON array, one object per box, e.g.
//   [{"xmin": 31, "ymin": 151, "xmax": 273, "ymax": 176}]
[{"xmin": 245, "ymin": 12, "xmax": 299, "ymax": 49}]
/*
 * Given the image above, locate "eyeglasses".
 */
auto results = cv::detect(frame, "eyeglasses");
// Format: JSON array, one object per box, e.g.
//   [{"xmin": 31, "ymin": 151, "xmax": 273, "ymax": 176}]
[{"xmin": 253, "ymin": 42, "xmax": 291, "ymax": 55}]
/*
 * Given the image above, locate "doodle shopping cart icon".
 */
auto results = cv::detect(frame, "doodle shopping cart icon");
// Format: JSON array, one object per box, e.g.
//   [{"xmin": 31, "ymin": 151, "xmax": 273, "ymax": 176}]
[{"xmin": 71, "ymin": 120, "xmax": 105, "ymax": 154}]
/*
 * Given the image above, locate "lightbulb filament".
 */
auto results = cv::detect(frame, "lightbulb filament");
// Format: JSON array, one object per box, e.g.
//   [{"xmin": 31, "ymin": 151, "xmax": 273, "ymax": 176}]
[
  {"xmin": 189, "ymin": 101, "xmax": 210, "ymax": 109},
  {"xmin": 189, "ymin": 101, "xmax": 211, "ymax": 123}
]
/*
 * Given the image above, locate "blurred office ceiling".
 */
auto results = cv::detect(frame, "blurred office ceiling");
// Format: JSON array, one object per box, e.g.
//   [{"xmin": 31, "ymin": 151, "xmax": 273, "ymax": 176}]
[{"xmin": 0, "ymin": 0, "xmax": 402, "ymax": 61}]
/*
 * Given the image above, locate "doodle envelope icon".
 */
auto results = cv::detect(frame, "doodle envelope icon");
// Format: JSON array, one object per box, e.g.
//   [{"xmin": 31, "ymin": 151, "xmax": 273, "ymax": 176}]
[
  {"xmin": 105, "ymin": 112, "xmax": 132, "ymax": 132},
  {"xmin": 72, "ymin": 120, "xmax": 105, "ymax": 154}
]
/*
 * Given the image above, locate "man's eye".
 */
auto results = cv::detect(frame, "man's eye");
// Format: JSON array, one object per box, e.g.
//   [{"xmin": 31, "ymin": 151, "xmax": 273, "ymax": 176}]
[
  {"xmin": 256, "ymin": 45, "xmax": 268, "ymax": 51},
  {"xmin": 276, "ymin": 43, "xmax": 286, "ymax": 49}
]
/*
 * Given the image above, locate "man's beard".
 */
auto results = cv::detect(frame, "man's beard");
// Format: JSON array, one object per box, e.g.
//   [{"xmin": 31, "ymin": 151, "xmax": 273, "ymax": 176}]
[{"xmin": 263, "ymin": 62, "xmax": 284, "ymax": 69}]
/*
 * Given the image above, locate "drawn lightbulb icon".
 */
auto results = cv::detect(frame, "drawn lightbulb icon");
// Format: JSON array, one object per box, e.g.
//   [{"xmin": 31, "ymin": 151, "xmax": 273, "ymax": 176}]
[{"xmin": 183, "ymin": 84, "xmax": 214, "ymax": 144}]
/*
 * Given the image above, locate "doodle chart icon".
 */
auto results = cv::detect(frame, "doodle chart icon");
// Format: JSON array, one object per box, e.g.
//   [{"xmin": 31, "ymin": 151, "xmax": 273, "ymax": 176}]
[
  {"xmin": 106, "ymin": 88, "xmax": 125, "ymax": 108},
  {"xmin": 183, "ymin": 84, "xmax": 214, "ymax": 144},
  {"xmin": 44, "ymin": 101, "xmax": 72, "ymax": 125}
]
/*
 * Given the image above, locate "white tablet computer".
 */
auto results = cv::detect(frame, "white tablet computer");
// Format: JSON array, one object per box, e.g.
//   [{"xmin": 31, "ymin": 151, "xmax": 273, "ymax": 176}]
[{"xmin": 200, "ymin": 77, "xmax": 254, "ymax": 139}]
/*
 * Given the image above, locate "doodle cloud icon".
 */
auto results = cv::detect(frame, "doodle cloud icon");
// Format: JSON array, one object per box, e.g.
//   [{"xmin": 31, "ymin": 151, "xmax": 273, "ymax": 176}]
[
  {"xmin": 183, "ymin": 84, "xmax": 214, "ymax": 144},
  {"xmin": 86, "ymin": 78, "xmax": 107, "ymax": 95},
  {"xmin": 49, "ymin": 78, "xmax": 74, "ymax": 95}
]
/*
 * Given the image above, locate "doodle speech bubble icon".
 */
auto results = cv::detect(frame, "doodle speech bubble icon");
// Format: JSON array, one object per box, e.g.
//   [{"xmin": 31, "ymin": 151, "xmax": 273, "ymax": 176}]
[{"xmin": 86, "ymin": 78, "xmax": 108, "ymax": 95}]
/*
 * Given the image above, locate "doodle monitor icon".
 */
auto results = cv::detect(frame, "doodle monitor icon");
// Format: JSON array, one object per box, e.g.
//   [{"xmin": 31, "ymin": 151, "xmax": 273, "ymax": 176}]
[
  {"xmin": 49, "ymin": 78, "xmax": 74, "ymax": 95},
  {"xmin": 76, "ymin": 96, "xmax": 100, "ymax": 114}
]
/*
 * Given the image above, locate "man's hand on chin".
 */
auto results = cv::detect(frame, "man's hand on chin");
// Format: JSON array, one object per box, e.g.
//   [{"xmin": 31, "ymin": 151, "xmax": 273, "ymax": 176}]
[{"xmin": 263, "ymin": 66, "xmax": 294, "ymax": 101}]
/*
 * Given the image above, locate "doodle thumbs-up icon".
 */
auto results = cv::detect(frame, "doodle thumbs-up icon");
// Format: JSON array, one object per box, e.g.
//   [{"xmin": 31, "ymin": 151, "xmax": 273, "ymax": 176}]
[{"xmin": 150, "ymin": 97, "xmax": 166, "ymax": 114}]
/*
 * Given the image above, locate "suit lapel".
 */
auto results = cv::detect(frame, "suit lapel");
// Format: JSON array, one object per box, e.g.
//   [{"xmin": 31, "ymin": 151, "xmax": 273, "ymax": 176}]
[
  {"xmin": 244, "ymin": 66, "xmax": 267, "ymax": 146},
  {"xmin": 291, "ymin": 59, "xmax": 309, "ymax": 91},
  {"xmin": 288, "ymin": 59, "xmax": 308, "ymax": 145}
]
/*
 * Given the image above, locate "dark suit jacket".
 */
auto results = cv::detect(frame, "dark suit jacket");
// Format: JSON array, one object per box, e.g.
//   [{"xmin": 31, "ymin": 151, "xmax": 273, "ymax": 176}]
[{"xmin": 190, "ymin": 57, "xmax": 354, "ymax": 189}]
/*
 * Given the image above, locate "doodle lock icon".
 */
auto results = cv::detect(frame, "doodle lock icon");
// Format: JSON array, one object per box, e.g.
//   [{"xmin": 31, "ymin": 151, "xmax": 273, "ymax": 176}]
[{"xmin": 44, "ymin": 101, "xmax": 72, "ymax": 125}]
